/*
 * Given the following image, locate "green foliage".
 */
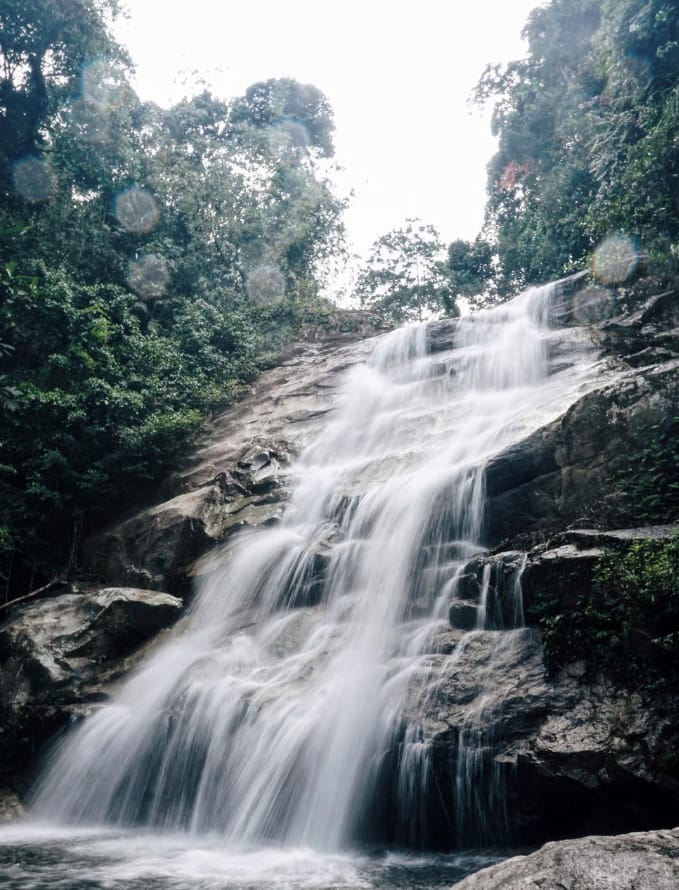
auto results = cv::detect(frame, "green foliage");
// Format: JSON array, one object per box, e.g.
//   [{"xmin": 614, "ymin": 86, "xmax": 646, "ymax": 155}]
[
  {"xmin": 228, "ymin": 78, "xmax": 335, "ymax": 160},
  {"xmin": 531, "ymin": 535, "xmax": 679, "ymax": 691},
  {"xmin": 472, "ymin": 0, "xmax": 679, "ymax": 293},
  {"xmin": 0, "ymin": 0, "xmax": 129, "ymax": 185},
  {"xmin": 614, "ymin": 417, "xmax": 679, "ymax": 523},
  {"xmin": 355, "ymin": 219, "xmax": 458, "ymax": 323},
  {"xmin": 0, "ymin": 2, "xmax": 346, "ymax": 594},
  {"xmin": 447, "ymin": 238, "xmax": 495, "ymax": 307}
]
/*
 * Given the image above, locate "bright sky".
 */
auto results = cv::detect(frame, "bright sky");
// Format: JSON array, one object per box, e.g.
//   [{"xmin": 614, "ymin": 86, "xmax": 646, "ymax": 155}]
[{"xmin": 114, "ymin": 1, "xmax": 540, "ymax": 258}]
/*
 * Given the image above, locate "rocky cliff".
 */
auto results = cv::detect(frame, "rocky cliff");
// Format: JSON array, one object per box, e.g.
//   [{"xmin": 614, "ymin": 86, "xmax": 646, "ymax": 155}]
[{"xmin": 1, "ymin": 277, "xmax": 677, "ymax": 852}]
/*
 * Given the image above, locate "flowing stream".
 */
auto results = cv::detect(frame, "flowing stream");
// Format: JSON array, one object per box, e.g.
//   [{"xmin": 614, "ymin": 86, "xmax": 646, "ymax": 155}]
[{"xmin": 1, "ymin": 284, "xmax": 603, "ymax": 888}]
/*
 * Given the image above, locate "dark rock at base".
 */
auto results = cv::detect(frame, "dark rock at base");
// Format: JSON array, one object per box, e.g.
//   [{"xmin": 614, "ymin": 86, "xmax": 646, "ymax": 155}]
[
  {"xmin": 433, "ymin": 527, "xmax": 679, "ymax": 846},
  {"xmin": 412, "ymin": 627, "xmax": 679, "ymax": 847},
  {"xmin": 0, "ymin": 586, "xmax": 182, "ymax": 790},
  {"xmin": 449, "ymin": 600, "xmax": 479, "ymax": 630},
  {"xmin": 452, "ymin": 827, "xmax": 679, "ymax": 889},
  {"xmin": 0, "ymin": 790, "xmax": 24, "ymax": 823}
]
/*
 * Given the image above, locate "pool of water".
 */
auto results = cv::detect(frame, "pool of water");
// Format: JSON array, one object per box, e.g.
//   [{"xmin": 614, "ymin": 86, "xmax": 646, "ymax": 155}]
[{"xmin": 0, "ymin": 826, "xmax": 508, "ymax": 889}]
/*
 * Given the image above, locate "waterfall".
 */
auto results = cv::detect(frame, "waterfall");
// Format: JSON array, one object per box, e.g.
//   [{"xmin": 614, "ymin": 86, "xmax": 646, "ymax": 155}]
[{"xmin": 30, "ymin": 284, "xmax": 599, "ymax": 849}]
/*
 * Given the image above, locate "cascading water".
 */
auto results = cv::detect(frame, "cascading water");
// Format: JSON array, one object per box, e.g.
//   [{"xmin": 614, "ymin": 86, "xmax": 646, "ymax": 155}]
[{"xmin": 28, "ymin": 283, "xmax": 600, "ymax": 854}]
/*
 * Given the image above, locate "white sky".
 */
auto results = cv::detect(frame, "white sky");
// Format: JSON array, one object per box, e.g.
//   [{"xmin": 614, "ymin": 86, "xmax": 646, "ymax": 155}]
[{"xmin": 114, "ymin": 1, "xmax": 540, "ymax": 258}]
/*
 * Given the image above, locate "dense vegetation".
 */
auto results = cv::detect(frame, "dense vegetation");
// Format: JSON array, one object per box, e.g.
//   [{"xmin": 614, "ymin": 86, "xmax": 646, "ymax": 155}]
[
  {"xmin": 614, "ymin": 416, "xmax": 679, "ymax": 525},
  {"xmin": 0, "ymin": 1, "xmax": 346, "ymax": 596},
  {"xmin": 531, "ymin": 536, "xmax": 679, "ymax": 692},
  {"xmin": 2, "ymin": 0, "xmax": 678, "ymax": 595},
  {"xmin": 450, "ymin": 0, "xmax": 679, "ymax": 302}
]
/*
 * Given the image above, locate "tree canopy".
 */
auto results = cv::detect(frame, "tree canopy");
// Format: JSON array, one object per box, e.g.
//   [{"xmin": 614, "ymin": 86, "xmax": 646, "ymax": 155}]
[
  {"xmin": 0, "ymin": 1, "xmax": 346, "ymax": 596},
  {"xmin": 355, "ymin": 220, "xmax": 458, "ymax": 323},
  {"xmin": 468, "ymin": 0, "xmax": 679, "ymax": 298}
]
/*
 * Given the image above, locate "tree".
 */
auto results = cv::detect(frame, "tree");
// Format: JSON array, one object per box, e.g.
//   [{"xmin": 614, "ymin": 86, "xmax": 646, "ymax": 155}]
[
  {"xmin": 0, "ymin": 0, "xmax": 129, "ymax": 192},
  {"xmin": 447, "ymin": 238, "xmax": 494, "ymax": 307},
  {"xmin": 228, "ymin": 78, "xmax": 335, "ymax": 160},
  {"xmin": 472, "ymin": 0, "xmax": 679, "ymax": 294},
  {"xmin": 355, "ymin": 220, "xmax": 458, "ymax": 323},
  {"xmin": 0, "ymin": 3, "xmax": 347, "ymax": 597},
  {"xmin": 473, "ymin": 0, "xmax": 603, "ymax": 293}
]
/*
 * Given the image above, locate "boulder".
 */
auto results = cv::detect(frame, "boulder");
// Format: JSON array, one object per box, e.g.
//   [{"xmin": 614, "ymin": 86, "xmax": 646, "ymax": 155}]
[
  {"xmin": 0, "ymin": 586, "xmax": 182, "ymax": 789},
  {"xmin": 452, "ymin": 827, "xmax": 679, "ymax": 890},
  {"xmin": 448, "ymin": 599, "xmax": 479, "ymax": 631},
  {"xmin": 0, "ymin": 587, "xmax": 182, "ymax": 685},
  {"xmin": 518, "ymin": 524, "xmax": 679, "ymax": 617},
  {"xmin": 82, "ymin": 470, "xmax": 288, "ymax": 596}
]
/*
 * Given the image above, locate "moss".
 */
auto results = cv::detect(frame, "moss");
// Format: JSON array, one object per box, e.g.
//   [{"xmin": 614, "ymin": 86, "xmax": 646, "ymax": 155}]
[
  {"xmin": 530, "ymin": 535, "xmax": 679, "ymax": 691},
  {"xmin": 614, "ymin": 417, "xmax": 679, "ymax": 525}
]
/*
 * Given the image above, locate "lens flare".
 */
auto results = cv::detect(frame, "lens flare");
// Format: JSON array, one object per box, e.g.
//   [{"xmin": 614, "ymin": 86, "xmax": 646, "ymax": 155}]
[
  {"xmin": 127, "ymin": 254, "xmax": 170, "ymax": 299},
  {"xmin": 592, "ymin": 233, "xmax": 639, "ymax": 285},
  {"xmin": 115, "ymin": 188, "xmax": 160, "ymax": 234},
  {"xmin": 247, "ymin": 263, "xmax": 286, "ymax": 305},
  {"xmin": 12, "ymin": 156, "xmax": 54, "ymax": 203},
  {"xmin": 82, "ymin": 59, "xmax": 129, "ymax": 109},
  {"xmin": 70, "ymin": 98, "xmax": 111, "ymax": 143}
]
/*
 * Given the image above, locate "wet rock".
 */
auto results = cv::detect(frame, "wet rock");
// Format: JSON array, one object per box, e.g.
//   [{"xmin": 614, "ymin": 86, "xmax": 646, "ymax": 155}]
[
  {"xmin": 82, "ymin": 337, "xmax": 375, "ymax": 596},
  {"xmin": 0, "ymin": 587, "xmax": 182, "ymax": 787},
  {"xmin": 82, "ymin": 475, "xmax": 289, "ymax": 597},
  {"xmin": 426, "ymin": 317, "xmax": 460, "ymax": 353},
  {"xmin": 484, "ymin": 360, "xmax": 679, "ymax": 543},
  {"xmin": 517, "ymin": 524, "xmax": 679, "ymax": 617},
  {"xmin": 0, "ymin": 587, "xmax": 182, "ymax": 692},
  {"xmin": 412, "ymin": 627, "xmax": 679, "ymax": 846},
  {"xmin": 453, "ymin": 551, "xmax": 526, "ymax": 630},
  {"xmin": 455, "ymin": 572, "xmax": 482, "ymax": 602},
  {"xmin": 520, "ymin": 542, "xmax": 602, "ymax": 615},
  {"xmin": 453, "ymin": 827, "xmax": 679, "ymax": 890},
  {"xmin": 432, "ymin": 527, "xmax": 679, "ymax": 844},
  {"xmin": 559, "ymin": 525, "xmax": 679, "ymax": 547},
  {"xmin": 0, "ymin": 790, "xmax": 24, "ymax": 823},
  {"xmin": 449, "ymin": 600, "xmax": 479, "ymax": 631}
]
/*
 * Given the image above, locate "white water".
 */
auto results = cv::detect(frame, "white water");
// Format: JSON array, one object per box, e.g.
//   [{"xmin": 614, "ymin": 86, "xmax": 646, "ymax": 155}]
[
  {"xmin": 0, "ymin": 825, "xmax": 502, "ymax": 890},
  {"xmin": 28, "ymin": 284, "xmax": 601, "ymax": 851}
]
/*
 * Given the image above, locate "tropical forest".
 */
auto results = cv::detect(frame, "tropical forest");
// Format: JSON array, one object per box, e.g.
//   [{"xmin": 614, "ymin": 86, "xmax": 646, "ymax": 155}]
[{"xmin": 0, "ymin": 1, "xmax": 678, "ymax": 888}]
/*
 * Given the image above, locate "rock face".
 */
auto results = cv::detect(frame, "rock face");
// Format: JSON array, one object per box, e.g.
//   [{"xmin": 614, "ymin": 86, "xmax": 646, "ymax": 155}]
[
  {"xmin": 474, "ymin": 279, "xmax": 679, "ymax": 545},
  {"xmin": 423, "ymin": 524, "xmax": 679, "ymax": 844},
  {"xmin": 0, "ymin": 791, "xmax": 24, "ymax": 823},
  {"xmin": 411, "ymin": 624, "xmax": 679, "ymax": 846},
  {"xmin": 0, "ymin": 586, "xmax": 182, "ymax": 790},
  {"xmin": 484, "ymin": 359, "xmax": 678, "ymax": 543},
  {"xmin": 82, "ymin": 336, "xmax": 376, "ymax": 597},
  {"xmin": 452, "ymin": 827, "xmax": 679, "ymax": 890}
]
